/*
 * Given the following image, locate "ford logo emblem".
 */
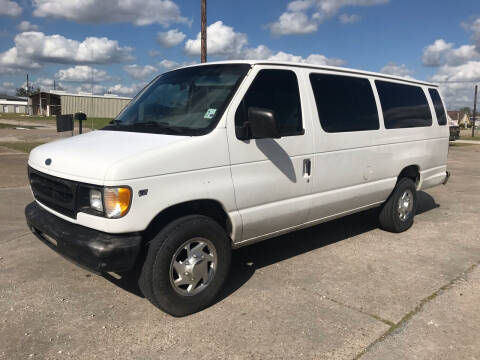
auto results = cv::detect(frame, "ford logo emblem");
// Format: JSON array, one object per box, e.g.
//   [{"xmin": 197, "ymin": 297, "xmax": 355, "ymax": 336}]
[{"xmin": 45, "ymin": 158, "xmax": 52, "ymax": 166}]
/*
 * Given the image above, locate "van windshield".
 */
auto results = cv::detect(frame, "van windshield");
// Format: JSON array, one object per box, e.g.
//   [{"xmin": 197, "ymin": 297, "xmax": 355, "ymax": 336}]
[{"xmin": 103, "ymin": 64, "xmax": 251, "ymax": 136}]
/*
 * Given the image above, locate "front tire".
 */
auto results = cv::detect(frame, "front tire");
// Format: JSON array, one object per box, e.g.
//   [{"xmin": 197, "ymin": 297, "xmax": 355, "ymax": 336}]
[
  {"xmin": 139, "ymin": 215, "xmax": 231, "ymax": 316},
  {"xmin": 379, "ymin": 177, "xmax": 417, "ymax": 233}
]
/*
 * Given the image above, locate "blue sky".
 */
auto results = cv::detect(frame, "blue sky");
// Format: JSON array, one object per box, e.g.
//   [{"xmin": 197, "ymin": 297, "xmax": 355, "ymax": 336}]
[{"xmin": 0, "ymin": 0, "xmax": 479, "ymax": 108}]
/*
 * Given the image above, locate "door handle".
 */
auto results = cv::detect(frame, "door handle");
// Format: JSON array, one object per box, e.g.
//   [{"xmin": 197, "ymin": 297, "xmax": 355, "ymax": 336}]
[{"xmin": 303, "ymin": 159, "xmax": 311, "ymax": 178}]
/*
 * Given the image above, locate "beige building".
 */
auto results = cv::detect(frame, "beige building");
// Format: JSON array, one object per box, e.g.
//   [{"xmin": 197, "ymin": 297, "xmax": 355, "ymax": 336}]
[
  {"xmin": 29, "ymin": 90, "xmax": 132, "ymax": 118},
  {"xmin": 0, "ymin": 95, "xmax": 28, "ymax": 114}
]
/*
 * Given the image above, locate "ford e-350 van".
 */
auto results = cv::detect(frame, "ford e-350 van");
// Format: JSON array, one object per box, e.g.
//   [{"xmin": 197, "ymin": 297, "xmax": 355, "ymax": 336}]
[{"xmin": 25, "ymin": 61, "xmax": 450, "ymax": 316}]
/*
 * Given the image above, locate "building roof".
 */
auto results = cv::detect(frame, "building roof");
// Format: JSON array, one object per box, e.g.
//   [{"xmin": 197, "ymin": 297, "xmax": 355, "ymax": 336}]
[
  {"xmin": 0, "ymin": 94, "xmax": 28, "ymax": 101},
  {"xmin": 447, "ymin": 111, "xmax": 468, "ymax": 120},
  {"xmin": 29, "ymin": 90, "xmax": 132, "ymax": 100},
  {"xmin": 177, "ymin": 60, "xmax": 439, "ymax": 88}
]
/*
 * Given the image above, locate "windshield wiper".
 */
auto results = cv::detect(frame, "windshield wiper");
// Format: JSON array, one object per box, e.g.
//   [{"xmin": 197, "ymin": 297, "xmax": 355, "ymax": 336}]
[{"xmin": 131, "ymin": 121, "xmax": 185, "ymax": 134}]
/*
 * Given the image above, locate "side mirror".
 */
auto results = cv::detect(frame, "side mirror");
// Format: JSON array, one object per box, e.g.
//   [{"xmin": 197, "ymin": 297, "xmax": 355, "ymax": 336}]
[{"xmin": 247, "ymin": 107, "xmax": 281, "ymax": 139}]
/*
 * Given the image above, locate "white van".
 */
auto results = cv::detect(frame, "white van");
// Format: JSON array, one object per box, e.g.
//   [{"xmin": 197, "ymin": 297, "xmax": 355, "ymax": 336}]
[{"xmin": 25, "ymin": 61, "xmax": 450, "ymax": 316}]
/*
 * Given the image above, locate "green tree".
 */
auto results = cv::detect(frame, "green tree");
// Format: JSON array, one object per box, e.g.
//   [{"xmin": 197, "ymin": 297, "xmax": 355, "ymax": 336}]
[
  {"xmin": 15, "ymin": 87, "xmax": 28, "ymax": 97},
  {"xmin": 15, "ymin": 86, "xmax": 40, "ymax": 97},
  {"xmin": 460, "ymin": 107, "xmax": 471, "ymax": 115}
]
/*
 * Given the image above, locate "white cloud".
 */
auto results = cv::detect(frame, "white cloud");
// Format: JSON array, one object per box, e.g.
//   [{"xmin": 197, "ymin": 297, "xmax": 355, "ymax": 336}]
[
  {"xmin": 470, "ymin": 18, "xmax": 480, "ymax": 50},
  {"xmin": 422, "ymin": 19, "xmax": 480, "ymax": 109},
  {"xmin": 265, "ymin": 51, "xmax": 345, "ymax": 66},
  {"xmin": 157, "ymin": 29, "xmax": 186, "ymax": 48},
  {"xmin": 148, "ymin": 50, "xmax": 161, "ymax": 58},
  {"xmin": 108, "ymin": 83, "xmax": 144, "ymax": 97},
  {"xmin": 242, "ymin": 45, "xmax": 274, "ymax": 60},
  {"xmin": 269, "ymin": 0, "xmax": 388, "ymax": 35},
  {"xmin": 158, "ymin": 59, "xmax": 197, "ymax": 71},
  {"xmin": 0, "ymin": 81, "xmax": 16, "ymax": 95},
  {"xmin": 158, "ymin": 59, "xmax": 181, "ymax": 70},
  {"xmin": 185, "ymin": 21, "xmax": 248, "ymax": 58},
  {"xmin": 269, "ymin": 12, "xmax": 318, "ymax": 35},
  {"xmin": 0, "ymin": 31, "xmax": 133, "ymax": 74},
  {"xmin": 123, "ymin": 64, "xmax": 158, "ymax": 80},
  {"xmin": 339, "ymin": 13, "xmax": 360, "ymax": 24},
  {"xmin": 17, "ymin": 21, "xmax": 38, "ymax": 31},
  {"xmin": 431, "ymin": 61, "xmax": 480, "ymax": 84},
  {"xmin": 33, "ymin": 0, "xmax": 187, "ymax": 26},
  {"xmin": 437, "ymin": 77, "xmax": 480, "ymax": 109},
  {"xmin": 184, "ymin": 21, "xmax": 344, "ymax": 66},
  {"xmin": 380, "ymin": 62, "xmax": 414, "ymax": 78},
  {"xmin": 304, "ymin": 54, "xmax": 345, "ymax": 66},
  {"xmin": 0, "ymin": 0, "xmax": 21, "ymax": 17},
  {"xmin": 32, "ymin": 77, "xmax": 59, "ymax": 91},
  {"xmin": 447, "ymin": 45, "xmax": 480, "ymax": 66},
  {"xmin": 422, "ymin": 39, "xmax": 454, "ymax": 66},
  {"xmin": 56, "ymin": 65, "xmax": 112, "ymax": 83}
]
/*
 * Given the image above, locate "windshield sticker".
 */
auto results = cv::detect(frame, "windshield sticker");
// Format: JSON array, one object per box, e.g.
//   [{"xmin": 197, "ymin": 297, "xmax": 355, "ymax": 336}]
[{"xmin": 204, "ymin": 108, "xmax": 217, "ymax": 119}]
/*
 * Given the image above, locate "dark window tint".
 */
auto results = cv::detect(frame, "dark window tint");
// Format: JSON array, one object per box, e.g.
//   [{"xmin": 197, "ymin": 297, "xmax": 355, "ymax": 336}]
[
  {"xmin": 309, "ymin": 73, "xmax": 379, "ymax": 132},
  {"xmin": 376, "ymin": 81, "xmax": 432, "ymax": 129},
  {"xmin": 235, "ymin": 69, "xmax": 303, "ymax": 137},
  {"xmin": 429, "ymin": 88, "xmax": 447, "ymax": 125}
]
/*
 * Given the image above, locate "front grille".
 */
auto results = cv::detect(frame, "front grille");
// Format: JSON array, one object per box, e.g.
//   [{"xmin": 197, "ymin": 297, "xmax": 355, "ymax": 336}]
[{"xmin": 28, "ymin": 167, "xmax": 78, "ymax": 218}]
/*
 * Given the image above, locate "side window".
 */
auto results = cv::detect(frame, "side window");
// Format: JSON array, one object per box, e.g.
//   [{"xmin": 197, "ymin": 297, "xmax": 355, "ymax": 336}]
[
  {"xmin": 428, "ymin": 88, "xmax": 447, "ymax": 125},
  {"xmin": 309, "ymin": 73, "xmax": 379, "ymax": 132},
  {"xmin": 376, "ymin": 81, "xmax": 432, "ymax": 129},
  {"xmin": 235, "ymin": 69, "xmax": 303, "ymax": 137}
]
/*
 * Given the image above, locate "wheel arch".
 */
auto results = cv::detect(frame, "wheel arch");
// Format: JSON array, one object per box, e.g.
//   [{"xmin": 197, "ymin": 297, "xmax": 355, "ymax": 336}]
[
  {"xmin": 397, "ymin": 165, "xmax": 421, "ymax": 189},
  {"xmin": 143, "ymin": 199, "xmax": 233, "ymax": 245}
]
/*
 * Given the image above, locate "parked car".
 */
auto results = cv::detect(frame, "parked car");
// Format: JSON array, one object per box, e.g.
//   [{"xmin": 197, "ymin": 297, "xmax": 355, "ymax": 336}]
[{"xmin": 25, "ymin": 61, "xmax": 450, "ymax": 316}]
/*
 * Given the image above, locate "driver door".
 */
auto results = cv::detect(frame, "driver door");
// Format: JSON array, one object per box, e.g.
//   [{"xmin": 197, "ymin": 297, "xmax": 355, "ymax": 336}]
[{"xmin": 226, "ymin": 66, "xmax": 314, "ymax": 242}]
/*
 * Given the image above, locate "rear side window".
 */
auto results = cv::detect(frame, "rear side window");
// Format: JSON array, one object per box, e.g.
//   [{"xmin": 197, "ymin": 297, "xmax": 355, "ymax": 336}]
[
  {"xmin": 235, "ymin": 69, "xmax": 303, "ymax": 137},
  {"xmin": 428, "ymin": 88, "xmax": 447, "ymax": 125},
  {"xmin": 309, "ymin": 73, "xmax": 379, "ymax": 132},
  {"xmin": 376, "ymin": 81, "xmax": 432, "ymax": 129}
]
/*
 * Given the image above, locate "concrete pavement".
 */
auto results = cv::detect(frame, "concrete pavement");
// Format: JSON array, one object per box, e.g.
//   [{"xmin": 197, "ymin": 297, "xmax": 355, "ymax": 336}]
[{"xmin": 0, "ymin": 144, "xmax": 479, "ymax": 359}]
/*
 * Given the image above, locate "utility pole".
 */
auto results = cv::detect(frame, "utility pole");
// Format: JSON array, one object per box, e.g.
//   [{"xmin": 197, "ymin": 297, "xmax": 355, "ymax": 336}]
[
  {"xmin": 472, "ymin": 85, "xmax": 478, "ymax": 137},
  {"xmin": 53, "ymin": 80, "xmax": 56, "ymax": 90},
  {"xmin": 201, "ymin": 0, "xmax": 207, "ymax": 63},
  {"xmin": 26, "ymin": 74, "xmax": 29, "ymax": 95}
]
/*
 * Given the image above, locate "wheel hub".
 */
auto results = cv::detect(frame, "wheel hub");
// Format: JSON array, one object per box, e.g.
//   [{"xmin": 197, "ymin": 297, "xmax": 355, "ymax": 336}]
[
  {"xmin": 398, "ymin": 189, "xmax": 414, "ymax": 222},
  {"xmin": 170, "ymin": 238, "xmax": 217, "ymax": 296}
]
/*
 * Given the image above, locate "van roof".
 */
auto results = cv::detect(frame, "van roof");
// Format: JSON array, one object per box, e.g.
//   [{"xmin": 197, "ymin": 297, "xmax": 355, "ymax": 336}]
[{"xmin": 180, "ymin": 60, "xmax": 438, "ymax": 88}]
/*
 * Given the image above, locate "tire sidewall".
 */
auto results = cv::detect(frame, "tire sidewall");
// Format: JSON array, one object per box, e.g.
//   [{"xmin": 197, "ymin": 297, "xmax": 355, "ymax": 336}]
[
  {"xmin": 147, "ymin": 215, "xmax": 231, "ymax": 316},
  {"xmin": 391, "ymin": 178, "xmax": 417, "ymax": 232}
]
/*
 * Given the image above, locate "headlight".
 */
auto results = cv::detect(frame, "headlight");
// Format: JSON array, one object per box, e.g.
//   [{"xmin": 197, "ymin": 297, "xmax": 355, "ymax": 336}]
[
  {"xmin": 89, "ymin": 189, "xmax": 103, "ymax": 212},
  {"xmin": 103, "ymin": 187, "xmax": 132, "ymax": 218}
]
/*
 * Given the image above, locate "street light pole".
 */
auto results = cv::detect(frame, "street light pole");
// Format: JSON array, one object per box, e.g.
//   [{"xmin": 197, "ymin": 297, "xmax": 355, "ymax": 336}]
[
  {"xmin": 201, "ymin": 0, "xmax": 207, "ymax": 63},
  {"xmin": 472, "ymin": 85, "xmax": 478, "ymax": 137}
]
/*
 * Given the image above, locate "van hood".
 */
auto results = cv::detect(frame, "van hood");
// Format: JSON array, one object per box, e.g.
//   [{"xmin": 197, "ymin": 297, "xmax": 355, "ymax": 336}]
[{"xmin": 29, "ymin": 130, "xmax": 189, "ymax": 183}]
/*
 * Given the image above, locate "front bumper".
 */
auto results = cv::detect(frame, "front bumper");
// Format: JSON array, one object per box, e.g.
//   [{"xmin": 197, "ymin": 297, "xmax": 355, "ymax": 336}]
[{"xmin": 25, "ymin": 201, "xmax": 142, "ymax": 273}]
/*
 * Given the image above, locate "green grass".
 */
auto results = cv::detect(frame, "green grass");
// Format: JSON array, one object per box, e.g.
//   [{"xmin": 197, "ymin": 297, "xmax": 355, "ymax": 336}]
[
  {"xmin": 0, "ymin": 142, "xmax": 46, "ymax": 153},
  {"xmin": 83, "ymin": 117, "xmax": 112, "ymax": 130},
  {"xmin": 0, "ymin": 113, "xmax": 112, "ymax": 130},
  {"xmin": 0, "ymin": 113, "xmax": 56, "ymax": 122}
]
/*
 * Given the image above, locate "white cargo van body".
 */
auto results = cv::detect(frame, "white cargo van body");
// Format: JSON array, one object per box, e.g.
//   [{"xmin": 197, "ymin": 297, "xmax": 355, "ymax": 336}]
[{"xmin": 26, "ymin": 61, "xmax": 449, "ymax": 316}]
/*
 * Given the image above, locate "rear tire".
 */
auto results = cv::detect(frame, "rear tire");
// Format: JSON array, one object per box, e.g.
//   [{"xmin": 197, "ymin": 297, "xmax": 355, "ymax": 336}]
[
  {"xmin": 139, "ymin": 215, "xmax": 231, "ymax": 316},
  {"xmin": 379, "ymin": 177, "xmax": 417, "ymax": 233}
]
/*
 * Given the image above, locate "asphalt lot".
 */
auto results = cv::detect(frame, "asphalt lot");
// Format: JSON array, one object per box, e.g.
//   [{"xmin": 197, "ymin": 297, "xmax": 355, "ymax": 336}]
[{"xmin": 1, "ymin": 143, "xmax": 479, "ymax": 359}]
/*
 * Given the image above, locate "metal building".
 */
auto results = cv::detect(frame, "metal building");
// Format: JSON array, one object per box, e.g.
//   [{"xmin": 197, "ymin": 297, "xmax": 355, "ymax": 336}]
[
  {"xmin": 29, "ymin": 91, "xmax": 132, "ymax": 118},
  {"xmin": 0, "ymin": 95, "xmax": 28, "ymax": 114}
]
